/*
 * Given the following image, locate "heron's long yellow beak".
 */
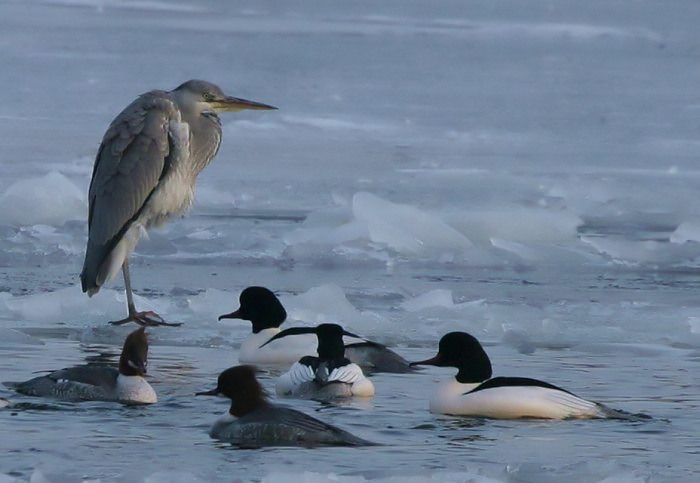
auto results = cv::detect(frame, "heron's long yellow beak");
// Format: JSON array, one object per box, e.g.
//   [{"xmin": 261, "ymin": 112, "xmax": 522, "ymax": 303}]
[{"xmin": 212, "ymin": 96, "xmax": 277, "ymax": 112}]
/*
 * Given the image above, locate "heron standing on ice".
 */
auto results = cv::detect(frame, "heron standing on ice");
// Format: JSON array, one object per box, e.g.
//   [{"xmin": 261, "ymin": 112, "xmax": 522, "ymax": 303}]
[{"xmin": 80, "ymin": 80, "xmax": 276, "ymax": 326}]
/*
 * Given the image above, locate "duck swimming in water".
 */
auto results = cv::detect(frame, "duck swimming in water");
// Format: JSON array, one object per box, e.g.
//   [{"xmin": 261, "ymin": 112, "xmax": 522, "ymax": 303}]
[
  {"xmin": 411, "ymin": 332, "xmax": 638, "ymax": 420},
  {"xmin": 196, "ymin": 365, "xmax": 375, "ymax": 447},
  {"xmin": 6, "ymin": 327, "xmax": 156, "ymax": 404},
  {"xmin": 262, "ymin": 323, "xmax": 375, "ymax": 400},
  {"xmin": 219, "ymin": 286, "xmax": 411, "ymax": 372}
]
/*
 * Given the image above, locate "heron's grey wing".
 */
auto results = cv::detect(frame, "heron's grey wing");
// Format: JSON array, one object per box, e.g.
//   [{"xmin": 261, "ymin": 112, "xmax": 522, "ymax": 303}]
[{"xmin": 80, "ymin": 91, "xmax": 186, "ymax": 292}]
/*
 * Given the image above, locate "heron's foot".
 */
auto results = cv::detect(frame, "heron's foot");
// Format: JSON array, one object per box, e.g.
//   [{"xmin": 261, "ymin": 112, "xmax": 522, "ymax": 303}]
[{"xmin": 109, "ymin": 311, "xmax": 182, "ymax": 327}]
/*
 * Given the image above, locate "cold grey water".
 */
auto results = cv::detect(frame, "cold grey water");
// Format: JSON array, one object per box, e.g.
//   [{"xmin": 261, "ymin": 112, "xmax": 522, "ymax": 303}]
[{"xmin": 1, "ymin": 0, "xmax": 699, "ymax": 481}]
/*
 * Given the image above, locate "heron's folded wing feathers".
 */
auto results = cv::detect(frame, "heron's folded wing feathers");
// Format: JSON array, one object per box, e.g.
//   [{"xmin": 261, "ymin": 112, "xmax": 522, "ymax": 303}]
[{"xmin": 87, "ymin": 92, "xmax": 179, "ymax": 245}]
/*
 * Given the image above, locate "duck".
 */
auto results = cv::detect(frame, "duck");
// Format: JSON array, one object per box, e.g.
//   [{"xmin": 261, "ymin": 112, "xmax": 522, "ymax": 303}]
[
  {"xmin": 5, "ymin": 327, "xmax": 156, "ymax": 404},
  {"xmin": 410, "ymin": 331, "xmax": 635, "ymax": 419},
  {"xmin": 219, "ymin": 286, "xmax": 411, "ymax": 372},
  {"xmin": 196, "ymin": 365, "xmax": 375, "ymax": 447},
  {"xmin": 262, "ymin": 323, "xmax": 375, "ymax": 399}
]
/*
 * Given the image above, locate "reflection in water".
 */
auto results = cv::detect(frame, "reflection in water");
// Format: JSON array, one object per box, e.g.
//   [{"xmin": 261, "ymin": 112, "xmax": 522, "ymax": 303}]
[{"xmin": 79, "ymin": 346, "xmax": 119, "ymax": 367}]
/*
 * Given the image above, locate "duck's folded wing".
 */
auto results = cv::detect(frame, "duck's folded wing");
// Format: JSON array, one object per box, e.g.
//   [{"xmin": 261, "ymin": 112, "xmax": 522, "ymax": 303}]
[
  {"xmin": 9, "ymin": 366, "xmax": 118, "ymax": 400},
  {"xmin": 255, "ymin": 406, "xmax": 374, "ymax": 446},
  {"xmin": 344, "ymin": 343, "xmax": 412, "ymax": 373},
  {"xmin": 465, "ymin": 377, "xmax": 607, "ymax": 419},
  {"xmin": 48, "ymin": 366, "xmax": 120, "ymax": 389},
  {"xmin": 327, "ymin": 363, "xmax": 365, "ymax": 384},
  {"xmin": 284, "ymin": 361, "xmax": 316, "ymax": 385}
]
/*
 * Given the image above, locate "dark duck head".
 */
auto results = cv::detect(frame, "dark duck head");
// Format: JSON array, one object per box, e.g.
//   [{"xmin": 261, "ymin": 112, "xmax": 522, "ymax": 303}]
[
  {"xmin": 410, "ymin": 331, "xmax": 493, "ymax": 384},
  {"xmin": 196, "ymin": 365, "xmax": 269, "ymax": 417},
  {"xmin": 218, "ymin": 286, "xmax": 287, "ymax": 334}
]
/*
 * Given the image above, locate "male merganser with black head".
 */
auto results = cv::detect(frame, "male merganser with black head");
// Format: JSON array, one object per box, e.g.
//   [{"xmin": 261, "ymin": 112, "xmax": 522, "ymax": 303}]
[
  {"xmin": 411, "ymin": 332, "xmax": 635, "ymax": 419},
  {"xmin": 196, "ymin": 365, "xmax": 375, "ymax": 447},
  {"xmin": 261, "ymin": 323, "xmax": 375, "ymax": 399},
  {"xmin": 219, "ymin": 286, "xmax": 411, "ymax": 372},
  {"xmin": 5, "ymin": 327, "xmax": 156, "ymax": 404}
]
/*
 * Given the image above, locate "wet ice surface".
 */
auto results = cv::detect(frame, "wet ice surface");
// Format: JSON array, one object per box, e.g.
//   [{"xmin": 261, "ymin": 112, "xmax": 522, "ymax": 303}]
[{"xmin": 2, "ymin": 0, "xmax": 700, "ymax": 481}]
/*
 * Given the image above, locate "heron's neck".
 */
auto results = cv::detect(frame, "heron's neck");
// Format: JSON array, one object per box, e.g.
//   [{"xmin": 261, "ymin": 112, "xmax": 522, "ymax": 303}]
[{"xmin": 187, "ymin": 112, "xmax": 222, "ymax": 174}]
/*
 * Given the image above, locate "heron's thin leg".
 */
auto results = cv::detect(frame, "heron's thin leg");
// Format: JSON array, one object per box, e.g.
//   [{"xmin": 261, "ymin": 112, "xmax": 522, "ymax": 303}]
[
  {"xmin": 108, "ymin": 261, "xmax": 182, "ymax": 327},
  {"xmin": 123, "ymin": 259, "xmax": 137, "ymax": 315}
]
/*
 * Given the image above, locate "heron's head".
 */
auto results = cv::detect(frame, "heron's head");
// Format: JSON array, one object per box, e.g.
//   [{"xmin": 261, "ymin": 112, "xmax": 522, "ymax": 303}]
[{"xmin": 173, "ymin": 79, "xmax": 277, "ymax": 114}]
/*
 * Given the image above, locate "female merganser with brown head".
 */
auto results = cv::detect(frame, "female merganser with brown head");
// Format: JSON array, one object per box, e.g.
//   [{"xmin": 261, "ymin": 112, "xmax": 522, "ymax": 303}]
[
  {"xmin": 196, "ymin": 365, "xmax": 375, "ymax": 447},
  {"xmin": 6, "ymin": 327, "xmax": 156, "ymax": 404}
]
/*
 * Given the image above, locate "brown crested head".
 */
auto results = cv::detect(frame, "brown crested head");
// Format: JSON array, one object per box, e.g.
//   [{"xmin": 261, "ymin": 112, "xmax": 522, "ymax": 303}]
[{"xmin": 119, "ymin": 327, "xmax": 149, "ymax": 377}]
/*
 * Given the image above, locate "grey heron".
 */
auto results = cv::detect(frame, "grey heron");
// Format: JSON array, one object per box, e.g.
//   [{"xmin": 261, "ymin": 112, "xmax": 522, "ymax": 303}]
[{"xmin": 80, "ymin": 80, "xmax": 276, "ymax": 326}]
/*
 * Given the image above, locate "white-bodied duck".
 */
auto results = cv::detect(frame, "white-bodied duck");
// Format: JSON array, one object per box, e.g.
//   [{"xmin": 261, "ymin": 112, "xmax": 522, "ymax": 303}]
[
  {"xmin": 411, "ymin": 332, "xmax": 640, "ymax": 419},
  {"xmin": 263, "ymin": 323, "xmax": 375, "ymax": 400},
  {"xmin": 219, "ymin": 286, "xmax": 411, "ymax": 373}
]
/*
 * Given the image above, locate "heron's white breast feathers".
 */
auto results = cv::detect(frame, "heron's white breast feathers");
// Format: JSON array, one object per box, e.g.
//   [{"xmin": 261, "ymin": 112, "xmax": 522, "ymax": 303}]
[{"xmin": 136, "ymin": 120, "xmax": 194, "ymax": 227}]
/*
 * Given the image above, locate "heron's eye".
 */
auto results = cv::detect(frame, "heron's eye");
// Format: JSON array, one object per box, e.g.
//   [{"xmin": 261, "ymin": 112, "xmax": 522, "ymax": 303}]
[{"xmin": 203, "ymin": 92, "xmax": 214, "ymax": 101}]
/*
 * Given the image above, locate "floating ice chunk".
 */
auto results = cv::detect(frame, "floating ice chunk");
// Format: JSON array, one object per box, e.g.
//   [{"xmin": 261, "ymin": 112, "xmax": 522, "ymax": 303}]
[
  {"xmin": 352, "ymin": 192, "xmax": 473, "ymax": 255},
  {"xmin": 0, "ymin": 171, "xmax": 85, "ymax": 226},
  {"xmin": 580, "ymin": 236, "xmax": 700, "ymax": 265},
  {"xmin": 12, "ymin": 224, "xmax": 85, "ymax": 257},
  {"xmin": 134, "ymin": 230, "xmax": 178, "ymax": 256},
  {"xmin": 402, "ymin": 289, "xmax": 454, "ymax": 312},
  {"xmin": 445, "ymin": 208, "xmax": 582, "ymax": 245},
  {"xmin": 29, "ymin": 466, "xmax": 50, "ymax": 483},
  {"xmin": 491, "ymin": 238, "xmax": 542, "ymax": 260},
  {"xmin": 192, "ymin": 184, "xmax": 240, "ymax": 208},
  {"xmin": 490, "ymin": 238, "xmax": 593, "ymax": 264},
  {"xmin": 1, "ymin": 285, "xmax": 169, "ymax": 325},
  {"xmin": 188, "ymin": 288, "xmax": 233, "ymax": 321},
  {"xmin": 286, "ymin": 284, "xmax": 359, "ymax": 323},
  {"xmin": 670, "ymin": 222, "xmax": 700, "ymax": 244},
  {"xmin": 283, "ymin": 206, "xmax": 367, "ymax": 246},
  {"xmin": 502, "ymin": 329, "xmax": 536, "ymax": 355},
  {"xmin": 2, "ymin": 286, "xmax": 81, "ymax": 321},
  {"xmin": 0, "ymin": 328, "xmax": 44, "ymax": 347},
  {"xmin": 280, "ymin": 284, "xmax": 394, "ymax": 339},
  {"xmin": 283, "ymin": 193, "xmax": 498, "ymax": 264}
]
